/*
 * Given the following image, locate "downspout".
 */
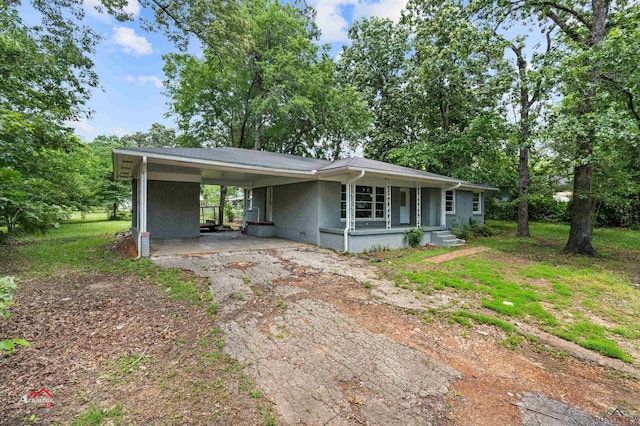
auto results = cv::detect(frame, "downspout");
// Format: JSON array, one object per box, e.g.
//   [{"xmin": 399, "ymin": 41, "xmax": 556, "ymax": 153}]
[
  {"xmin": 136, "ymin": 155, "xmax": 148, "ymax": 259},
  {"xmin": 344, "ymin": 170, "xmax": 365, "ymax": 253}
]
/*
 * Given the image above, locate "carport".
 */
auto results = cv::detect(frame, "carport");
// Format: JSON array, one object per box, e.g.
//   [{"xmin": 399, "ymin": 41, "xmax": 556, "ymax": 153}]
[{"xmin": 112, "ymin": 147, "xmax": 325, "ymax": 258}]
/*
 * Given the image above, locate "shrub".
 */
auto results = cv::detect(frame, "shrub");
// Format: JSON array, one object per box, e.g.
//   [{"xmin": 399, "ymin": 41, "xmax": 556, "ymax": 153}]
[
  {"xmin": 451, "ymin": 218, "xmax": 493, "ymax": 240},
  {"xmin": 403, "ymin": 228, "xmax": 424, "ymax": 248},
  {"xmin": 224, "ymin": 204, "xmax": 235, "ymax": 223}
]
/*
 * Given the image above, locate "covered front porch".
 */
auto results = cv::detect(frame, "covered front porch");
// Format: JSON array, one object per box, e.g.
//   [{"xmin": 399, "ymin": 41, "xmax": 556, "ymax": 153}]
[
  {"xmin": 318, "ymin": 226, "xmax": 462, "ymax": 253},
  {"xmin": 325, "ymin": 172, "xmax": 468, "ymax": 252}
]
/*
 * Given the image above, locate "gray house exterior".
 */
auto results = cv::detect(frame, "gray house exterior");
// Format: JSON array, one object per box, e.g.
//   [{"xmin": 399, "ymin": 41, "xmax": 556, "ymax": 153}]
[{"xmin": 113, "ymin": 147, "xmax": 494, "ymax": 257}]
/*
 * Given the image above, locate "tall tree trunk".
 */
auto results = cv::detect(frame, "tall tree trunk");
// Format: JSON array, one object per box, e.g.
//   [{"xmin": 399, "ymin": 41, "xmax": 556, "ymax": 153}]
[
  {"xmin": 564, "ymin": 0, "xmax": 609, "ymax": 255},
  {"xmin": 218, "ymin": 185, "xmax": 227, "ymax": 226},
  {"xmin": 566, "ymin": 163, "xmax": 596, "ymax": 255},
  {"xmin": 254, "ymin": 116, "xmax": 262, "ymax": 150},
  {"xmin": 514, "ymin": 46, "xmax": 532, "ymax": 237},
  {"xmin": 516, "ymin": 145, "xmax": 530, "ymax": 237}
]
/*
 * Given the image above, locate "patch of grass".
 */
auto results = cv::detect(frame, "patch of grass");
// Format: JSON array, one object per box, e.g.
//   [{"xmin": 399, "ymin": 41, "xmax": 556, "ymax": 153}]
[
  {"xmin": 103, "ymin": 354, "xmax": 146, "ymax": 383},
  {"xmin": 71, "ymin": 404, "xmax": 122, "ymax": 426},
  {"xmin": 259, "ymin": 404, "xmax": 277, "ymax": 426},
  {"xmin": 207, "ymin": 302, "xmax": 219, "ymax": 318},
  {"xmin": 380, "ymin": 221, "xmax": 640, "ymax": 363},
  {"xmin": 553, "ymin": 321, "xmax": 633, "ymax": 363},
  {"xmin": 452, "ymin": 311, "xmax": 514, "ymax": 333},
  {"xmin": 501, "ymin": 334, "xmax": 524, "ymax": 350}
]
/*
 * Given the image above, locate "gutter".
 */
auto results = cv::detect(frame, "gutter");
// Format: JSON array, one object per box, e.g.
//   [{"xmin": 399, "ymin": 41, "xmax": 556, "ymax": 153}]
[{"xmin": 344, "ymin": 170, "xmax": 365, "ymax": 253}]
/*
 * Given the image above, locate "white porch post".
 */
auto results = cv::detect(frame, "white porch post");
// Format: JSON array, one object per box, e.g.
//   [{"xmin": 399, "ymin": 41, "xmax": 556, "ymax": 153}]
[
  {"xmin": 440, "ymin": 187, "xmax": 446, "ymax": 228},
  {"xmin": 138, "ymin": 156, "xmax": 150, "ymax": 257},
  {"xmin": 385, "ymin": 180, "xmax": 391, "ymax": 230},
  {"xmin": 416, "ymin": 182, "xmax": 421, "ymax": 228},
  {"xmin": 348, "ymin": 182, "xmax": 356, "ymax": 231}
]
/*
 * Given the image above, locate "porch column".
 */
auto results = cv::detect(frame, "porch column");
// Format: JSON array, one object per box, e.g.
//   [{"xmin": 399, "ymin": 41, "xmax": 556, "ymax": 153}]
[
  {"xmin": 385, "ymin": 180, "xmax": 391, "ymax": 230},
  {"xmin": 139, "ymin": 156, "xmax": 150, "ymax": 257},
  {"xmin": 348, "ymin": 182, "xmax": 356, "ymax": 231},
  {"xmin": 440, "ymin": 187, "xmax": 446, "ymax": 228},
  {"xmin": 416, "ymin": 182, "xmax": 421, "ymax": 228}
]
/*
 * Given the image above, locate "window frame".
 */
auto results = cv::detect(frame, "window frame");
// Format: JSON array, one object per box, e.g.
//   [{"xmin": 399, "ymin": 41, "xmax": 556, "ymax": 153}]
[
  {"xmin": 472, "ymin": 192, "xmax": 482, "ymax": 214},
  {"xmin": 445, "ymin": 190, "xmax": 455, "ymax": 214},
  {"xmin": 341, "ymin": 185, "xmax": 386, "ymax": 221}
]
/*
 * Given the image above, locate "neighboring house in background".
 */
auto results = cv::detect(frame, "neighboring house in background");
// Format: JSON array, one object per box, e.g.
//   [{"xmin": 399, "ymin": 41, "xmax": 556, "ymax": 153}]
[
  {"xmin": 112, "ymin": 147, "xmax": 495, "ymax": 257},
  {"xmin": 553, "ymin": 191, "xmax": 573, "ymax": 203}
]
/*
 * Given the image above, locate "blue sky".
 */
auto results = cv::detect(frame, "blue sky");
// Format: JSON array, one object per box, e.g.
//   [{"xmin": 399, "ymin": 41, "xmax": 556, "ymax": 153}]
[{"xmin": 45, "ymin": 0, "xmax": 409, "ymax": 141}]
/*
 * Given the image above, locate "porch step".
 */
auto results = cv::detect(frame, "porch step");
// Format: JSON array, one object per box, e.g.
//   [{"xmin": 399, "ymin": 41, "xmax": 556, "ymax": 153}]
[{"xmin": 431, "ymin": 230, "xmax": 466, "ymax": 248}]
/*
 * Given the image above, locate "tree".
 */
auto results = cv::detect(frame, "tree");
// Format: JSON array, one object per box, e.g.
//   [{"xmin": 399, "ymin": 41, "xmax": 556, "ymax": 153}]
[
  {"xmin": 164, "ymin": 0, "xmax": 368, "ymax": 157},
  {"xmin": 163, "ymin": 0, "xmax": 370, "ymax": 224},
  {"xmin": 0, "ymin": 1, "xmax": 100, "ymax": 234},
  {"xmin": 338, "ymin": 17, "xmax": 413, "ymax": 161},
  {"xmin": 389, "ymin": 0, "xmax": 512, "ymax": 184},
  {"xmin": 120, "ymin": 123, "xmax": 177, "ymax": 148},
  {"xmin": 481, "ymin": 0, "xmax": 640, "ymax": 254}
]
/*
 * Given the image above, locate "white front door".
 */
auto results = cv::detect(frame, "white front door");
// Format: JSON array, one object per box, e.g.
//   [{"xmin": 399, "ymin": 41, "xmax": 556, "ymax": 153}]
[{"xmin": 400, "ymin": 188, "xmax": 410, "ymax": 224}]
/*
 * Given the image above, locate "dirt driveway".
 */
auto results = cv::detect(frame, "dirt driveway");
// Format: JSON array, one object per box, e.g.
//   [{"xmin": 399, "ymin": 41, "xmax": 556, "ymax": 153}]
[{"xmin": 154, "ymin": 246, "xmax": 640, "ymax": 425}]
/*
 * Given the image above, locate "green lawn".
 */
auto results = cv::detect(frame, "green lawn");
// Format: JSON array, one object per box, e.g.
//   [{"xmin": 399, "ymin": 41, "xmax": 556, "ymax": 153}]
[
  {"xmin": 378, "ymin": 221, "xmax": 640, "ymax": 363},
  {"xmin": 1, "ymin": 216, "xmax": 213, "ymax": 306}
]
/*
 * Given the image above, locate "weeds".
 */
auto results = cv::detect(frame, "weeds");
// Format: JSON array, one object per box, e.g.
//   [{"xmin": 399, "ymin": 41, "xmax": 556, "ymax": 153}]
[{"xmin": 71, "ymin": 404, "xmax": 122, "ymax": 426}]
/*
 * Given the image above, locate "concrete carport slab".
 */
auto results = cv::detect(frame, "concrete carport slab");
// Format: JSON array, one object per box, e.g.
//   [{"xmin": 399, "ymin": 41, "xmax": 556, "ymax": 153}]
[{"xmin": 150, "ymin": 231, "xmax": 308, "ymax": 257}]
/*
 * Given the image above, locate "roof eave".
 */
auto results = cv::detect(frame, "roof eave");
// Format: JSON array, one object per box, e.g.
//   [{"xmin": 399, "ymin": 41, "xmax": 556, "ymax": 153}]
[
  {"xmin": 112, "ymin": 148, "xmax": 319, "ymax": 179},
  {"xmin": 317, "ymin": 165, "xmax": 460, "ymax": 185}
]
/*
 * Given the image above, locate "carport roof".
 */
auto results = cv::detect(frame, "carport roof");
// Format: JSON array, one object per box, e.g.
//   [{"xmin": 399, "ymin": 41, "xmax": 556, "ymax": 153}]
[{"xmin": 112, "ymin": 147, "xmax": 497, "ymax": 190}]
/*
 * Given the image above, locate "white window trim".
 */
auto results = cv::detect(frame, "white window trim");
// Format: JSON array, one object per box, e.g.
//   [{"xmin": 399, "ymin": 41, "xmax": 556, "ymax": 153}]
[
  {"xmin": 445, "ymin": 190, "xmax": 456, "ymax": 214},
  {"xmin": 472, "ymin": 192, "xmax": 482, "ymax": 214},
  {"xmin": 341, "ymin": 185, "xmax": 386, "ymax": 222}
]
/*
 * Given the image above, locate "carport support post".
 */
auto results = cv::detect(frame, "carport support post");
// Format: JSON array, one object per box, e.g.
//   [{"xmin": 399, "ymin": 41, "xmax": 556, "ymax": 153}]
[
  {"xmin": 440, "ymin": 187, "xmax": 446, "ymax": 228},
  {"xmin": 138, "ymin": 156, "xmax": 150, "ymax": 258}
]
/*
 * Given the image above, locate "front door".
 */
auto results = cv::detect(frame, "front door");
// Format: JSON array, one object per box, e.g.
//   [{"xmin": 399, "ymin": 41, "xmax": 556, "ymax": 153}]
[{"xmin": 400, "ymin": 188, "xmax": 410, "ymax": 224}]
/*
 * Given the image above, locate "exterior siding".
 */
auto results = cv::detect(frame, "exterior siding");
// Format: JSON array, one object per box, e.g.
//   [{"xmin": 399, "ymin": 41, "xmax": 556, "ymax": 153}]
[
  {"xmin": 147, "ymin": 180, "xmax": 200, "ymax": 239},
  {"xmin": 317, "ymin": 181, "xmax": 342, "ymax": 230},
  {"xmin": 270, "ymin": 181, "xmax": 319, "ymax": 244},
  {"xmin": 252, "ymin": 187, "xmax": 267, "ymax": 222},
  {"xmin": 445, "ymin": 190, "xmax": 485, "ymax": 228}
]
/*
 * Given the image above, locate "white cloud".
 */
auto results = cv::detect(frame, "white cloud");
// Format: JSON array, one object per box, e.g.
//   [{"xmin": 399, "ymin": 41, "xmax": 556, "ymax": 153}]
[
  {"xmin": 313, "ymin": 0, "xmax": 354, "ymax": 43},
  {"xmin": 65, "ymin": 118, "xmax": 95, "ymax": 139},
  {"xmin": 123, "ymin": 0, "xmax": 140, "ymax": 16},
  {"xmin": 126, "ymin": 74, "xmax": 164, "ymax": 88},
  {"xmin": 312, "ymin": 0, "xmax": 408, "ymax": 44},
  {"xmin": 112, "ymin": 26, "xmax": 153, "ymax": 56},
  {"xmin": 110, "ymin": 127, "xmax": 132, "ymax": 138},
  {"xmin": 353, "ymin": 0, "xmax": 408, "ymax": 22},
  {"xmin": 84, "ymin": 0, "xmax": 140, "ymax": 23}
]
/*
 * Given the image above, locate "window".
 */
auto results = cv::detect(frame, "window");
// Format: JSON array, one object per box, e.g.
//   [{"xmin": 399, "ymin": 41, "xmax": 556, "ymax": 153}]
[
  {"xmin": 341, "ymin": 185, "xmax": 385, "ymax": 220},
  {"xmin": 473, "ymin": 192, "xmax": 481, "ymax": 214},
  {"xmin": 445, "ymin": 190, "xmax": 455, "ymax": 214}
]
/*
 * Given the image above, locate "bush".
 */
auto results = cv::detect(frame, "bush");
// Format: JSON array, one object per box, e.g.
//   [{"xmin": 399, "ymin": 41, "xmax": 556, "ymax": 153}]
[
  {"xmin": 224, "ymin": 204, "xmax": 235, "ymax": 223},
  {"xmin": 451, "ymin": 218, "xmax": 493, "ymax": 240},
  {"xmin": 485, "ymin": 193, "xmax": 569, "ymax": 224},
  {"xmin": 404, "ymin": 228, "xmax": 424, "ymax": 248}
]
